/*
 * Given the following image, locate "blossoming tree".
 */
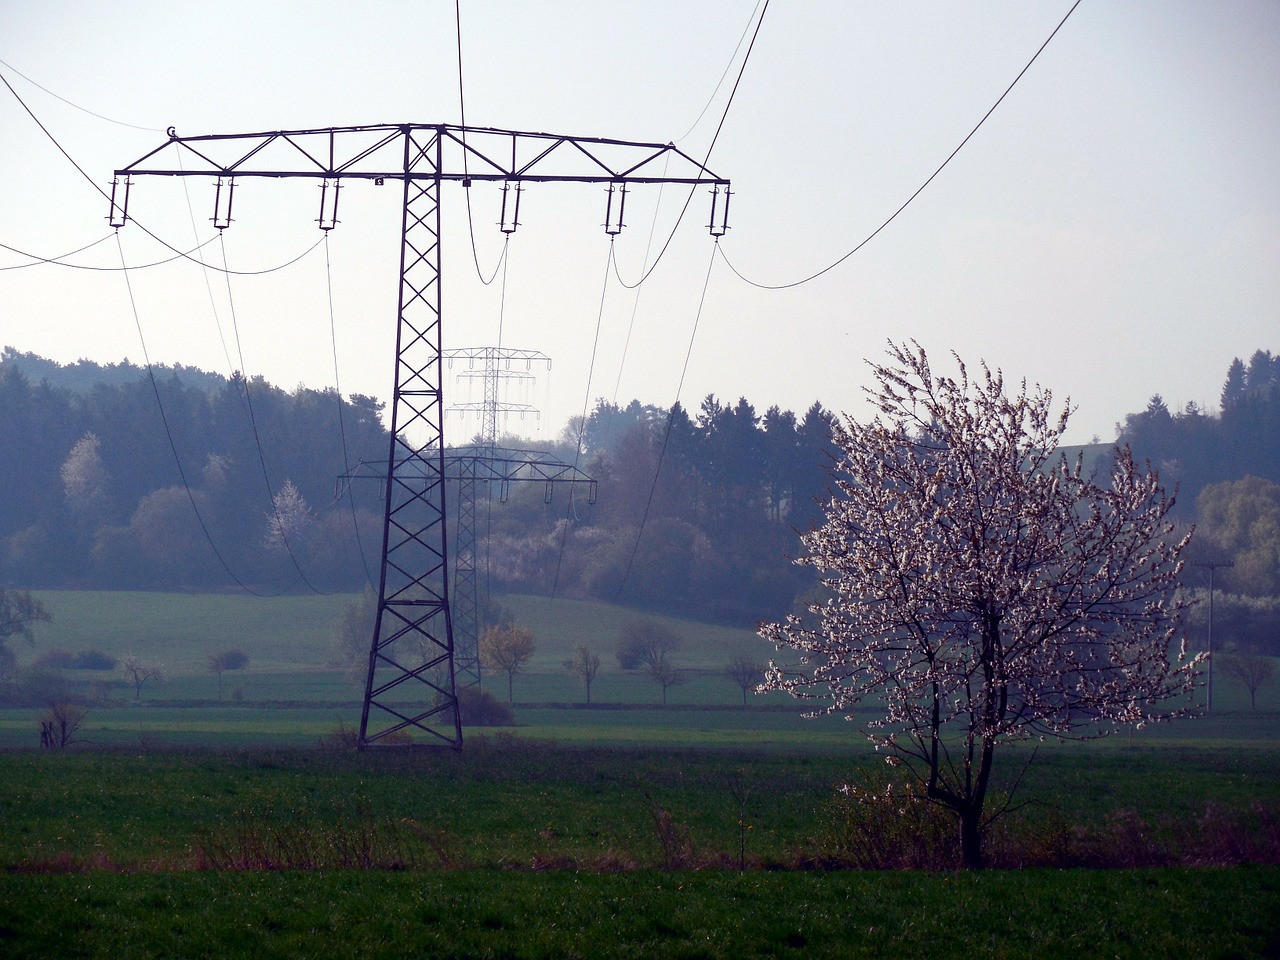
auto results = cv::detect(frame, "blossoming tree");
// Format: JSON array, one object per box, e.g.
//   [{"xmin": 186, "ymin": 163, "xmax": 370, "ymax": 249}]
[{"xmin": 759, "ymin": 342, "xmax": 1203, "ymax": 868}]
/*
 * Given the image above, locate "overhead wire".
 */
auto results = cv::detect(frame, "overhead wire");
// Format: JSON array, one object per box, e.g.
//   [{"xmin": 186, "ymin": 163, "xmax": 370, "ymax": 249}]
[
  {"xmin": 599, "ymin": 2, "xmax": 771, "ymax": 600},
  {"xmin": 669, "ymin": 0, "xmax": 766, "ymax": 146},
  {"xmin": 606, "ymin": 1, "xmax": 1081, "ymax": 601},
  {"xmin": 454, "ymin": 0, "xmax": 506, "ymax": 287},
  {"xmin": 177, "ymin": 150, "xmax": 239, "ymax": 378},
  {"xmin": 215, "ymin": 232, "xmax": 330, "ymax": 595},
  {"xmin": 0, "ymin": 56, "xmax": 164, "ymax": 132},
  {"xmin": 0, "ymin": 234, "xmax": 225, "ymax": 272},
  {"xmin": 0, "ymin": 234, "xmax": 117, "ymax": 269},
  {"xmin": 716, "ymin": 0, "xmax": 1083, "ymax": 290},
  {"xmin": 0, "ymin": 64, "xmax": 324, "ymax": 277},
  {"xmin": 609, "ymin": 0, "xmax": 770, "ymax": 292},
  {"xmin": 113, "ymin": 231, "xmax": 279, "ymax": 597},
  {"xmin": 608, "ymin": 155, "xmax": 671, "ymax": 413},
  {"xmin": 550, "ymin": 242, "xmax": 615, "ymax": 599},
  {"xmin": 2, "ymin": 64, "xmax": 341, "ymax": 595},
  {"xmin": 3, "ymin": 58, "xmax": 387, "ymax": 598},
  {"xmin": 323, "ymin": 233, "xmax": 378, "ymax": 586},
  {"xmin": 612, "ymin": 240, "xmax": 719, "ymax": 603}
]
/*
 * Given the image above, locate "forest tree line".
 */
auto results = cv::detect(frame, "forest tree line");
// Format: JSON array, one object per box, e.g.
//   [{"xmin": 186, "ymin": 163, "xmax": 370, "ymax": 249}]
[{"xmin": 2, "ymin": 345, "xmax": 1278, "ymax": 640}]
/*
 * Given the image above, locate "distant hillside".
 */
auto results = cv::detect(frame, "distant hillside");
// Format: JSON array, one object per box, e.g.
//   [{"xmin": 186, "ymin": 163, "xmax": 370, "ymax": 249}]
[{"xmin": 0, "ymin": 346, "xmax": 228, "ymax": 395}]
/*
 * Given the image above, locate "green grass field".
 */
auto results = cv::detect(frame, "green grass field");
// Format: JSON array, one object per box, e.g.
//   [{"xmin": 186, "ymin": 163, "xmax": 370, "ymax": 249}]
[
  {"xmin": 5, "ymin": 590, "xmax": 1277, "ymax": 750},
  {"xmin": 3, "ymin": 590, "xmax": 1279, "ymax": 957},
  {"xmin": 0, "ymin": 745, "xmax": 1278, "ymax": 958}
]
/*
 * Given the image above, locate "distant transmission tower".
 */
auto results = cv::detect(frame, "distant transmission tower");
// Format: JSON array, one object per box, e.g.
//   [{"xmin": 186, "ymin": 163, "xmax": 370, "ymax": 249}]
[
  {"xmin": 110, "ymin": 123, "xmax": 729, "ymax": 749},
  {"xmin": 445, "ymin": 346, "xmax": 550, "ymax": 447},
  {"xmin": 443, "ymin": 345, "xmax": 580, "ymax": 691}
]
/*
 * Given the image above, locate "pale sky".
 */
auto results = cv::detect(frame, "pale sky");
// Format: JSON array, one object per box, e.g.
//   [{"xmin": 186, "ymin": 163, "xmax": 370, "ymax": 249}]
[{"xmin": 2, "ymin": 1, "xmax": 1277, "ymax": 446}]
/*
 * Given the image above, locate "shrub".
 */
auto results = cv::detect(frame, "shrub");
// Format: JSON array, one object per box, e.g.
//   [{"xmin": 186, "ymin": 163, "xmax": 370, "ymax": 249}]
[
  {"xmin": 72, "ymin": 650, "xmax": 117, "ymax": 670},
  {"xmin": 458, "ymin": 685, "xmax": 514, "ymax": 726}
]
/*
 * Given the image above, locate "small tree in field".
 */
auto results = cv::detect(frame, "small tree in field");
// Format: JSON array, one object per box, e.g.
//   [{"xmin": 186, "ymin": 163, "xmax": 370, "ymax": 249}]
[
  {"xmin": 646, "ymin": 657, "xmax": 685, "ymax": 706},
  {"xmin": 207, "ymin": 649, "xmax": 250, "ymax": 700},
  {"xmin": 0, "ymin": 589, "xmax": 51, "ymax": 680},
  {"xmin": 616, "ymin": 619, "xmax": 681, "ymax": 671},
  {"xmin": 564, "ymin": 643, "xmax": 602, "ymax": 704},
  {"xmin": 40, "ymin": 701, "xmax": 87, "ymax": 748},
  {"xmin": 725, "ymin": 656, "xmax": 765, "ymax": 707},
  {"xmin": 118, "ymin": 654, "xmax": 165, "ymax": 701},
  {"xmin": 1220, "ymin": 653, "xmax": 1275, "ymax": 711},
  {"xmin": 760, "ymin": 342, "xmax": 1202, "ymax": 869},
  {"xmin": 480, "ymin": 624, "xmax": 536, "ymax": 703}
]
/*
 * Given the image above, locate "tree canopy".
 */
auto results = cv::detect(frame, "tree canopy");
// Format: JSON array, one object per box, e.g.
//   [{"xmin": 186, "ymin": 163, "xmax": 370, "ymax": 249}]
[{"xmin": 760, "ymin": 342, "xmax": 1203, "ymax": 868}]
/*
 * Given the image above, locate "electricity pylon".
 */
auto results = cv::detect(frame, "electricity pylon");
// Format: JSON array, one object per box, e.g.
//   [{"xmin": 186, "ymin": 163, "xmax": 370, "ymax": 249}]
[
  {"xmin": 340, "ymin": 446, "xmax": 596, "ymax": 690},
  {"xmin": 109, "ymin": 123, "xmax": 729, "ymax": 749},
  {"xmin": 445, "ymin": 346, "xmax": 551, "ymax": 449},
  {"xmin": 445, "ymin": 346, "xmax": 552, "ymax": 691}
]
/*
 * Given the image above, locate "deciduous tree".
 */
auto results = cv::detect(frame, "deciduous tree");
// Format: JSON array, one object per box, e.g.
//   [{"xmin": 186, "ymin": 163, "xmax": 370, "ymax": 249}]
[
  {"xmin": 646, "ymin": 657, "xmax": 684, "ymax": 706},
  {"xmin": 724, "ymin": 656, "xmax": 764, "ymax": 707},
  {"xmin": 333, "ymin": 584, "xmax": 378, "ymax": 679},
  {"xmin": 263, "ymin": 479, "xmax": 314, "ymax": 552},
  {"xmin": 1220, "ymin": 653, "xmax": 1275, "ymax": 711},
  {"xmin": 615, "ymin": 618, "xmax": 681, "ymax": 671},
  {"xmin": 118, "ymin": 654, "xmax": 165, "ymax": 701},
  {"xmin": 0, "ymin": 589, "xmax": 51, "ymax": 681},
  {"xmin": 760, "ymin": 341, "xmax": 1202, "ymax": 869},
  {"xmin": 207, "ymin": 649, "xmax": 249, "ymax": 700},
  {"xmin": 563, "ymin": 643, "xmax": 601, "ymax": 704},
  {"xmin": 480, "ymin": 624, "xmax": 536, "ymax": 703},
  {"xmin": 60, "ymin": 432, "xmax": 108, "ymax": 517}
]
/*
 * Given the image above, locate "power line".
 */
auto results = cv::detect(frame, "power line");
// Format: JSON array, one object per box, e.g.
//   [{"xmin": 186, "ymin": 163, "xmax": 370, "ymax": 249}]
[
  {"xmin": 596, "ymin": 5, "xmax": 773, "ymax": 596},
  {"xmin": 671, "ymin": 0, "xmax": 766, "ymax": 145},
  {"xmin": 610, "ymin": 0, "xmax": 769, "ymax": 292},
  {"xmin": 0, "ymin": 235, "xmax": 116, "ymax": 270},
  {"xmin": 551, "ymin": 242, "xmax": 616, "ymax": 598},
  {"xmin": 454, "ymin": 0, "xmax": 506, "ymax": 287},
  {"xmin": 215, "ymin": 233, "xmax": 329, "ymax": 596},
  {"xmin": 716, "ymin": 0, "xmax": 1083, "ymax": 291},
  {"xmin": 114, "ymin": 232, "xmax": 278, "ymax": 597},
  {"xmin": 0, "ymin": 56, "xmax": 163, "ymax": 132},
  {"xmin": 612, "ymin": 241, "xmax": 719, "ymax": 603},
  {"xmin": 324, "ymin": 233, "xmax": 377, "ymax": 586},
  {"xmin": 0, "ymin": 65, "xmax": 324, "ymax": 277}
]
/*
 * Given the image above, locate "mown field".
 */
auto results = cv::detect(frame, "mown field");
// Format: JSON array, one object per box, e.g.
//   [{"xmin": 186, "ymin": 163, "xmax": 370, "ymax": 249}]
[
  {"xmin": 2, "ymin": 590, "xmax": 1279, "ymax": 957},
  {"xmin": 4, "ymin": 590, "xmax": 1277, "ymax": 749}
]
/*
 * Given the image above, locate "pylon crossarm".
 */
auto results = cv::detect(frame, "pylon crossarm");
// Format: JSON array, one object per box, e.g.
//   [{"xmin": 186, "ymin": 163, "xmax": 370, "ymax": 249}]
[{"xmin": 114, "ymin": 123, "xmax": 727, "ymax": 188}]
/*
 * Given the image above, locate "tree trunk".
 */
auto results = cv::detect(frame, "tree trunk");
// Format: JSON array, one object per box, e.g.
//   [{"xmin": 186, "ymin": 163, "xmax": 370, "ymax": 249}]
[{"xmin": 959, "ymin": 806, "xmax": 985, "ymax": 870}]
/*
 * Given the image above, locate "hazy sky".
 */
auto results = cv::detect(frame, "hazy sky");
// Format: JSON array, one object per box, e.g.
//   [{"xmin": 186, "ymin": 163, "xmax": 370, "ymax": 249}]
[{"xmin": 2, "ymin": 1, "xmax": 1277, "ymax": 446}]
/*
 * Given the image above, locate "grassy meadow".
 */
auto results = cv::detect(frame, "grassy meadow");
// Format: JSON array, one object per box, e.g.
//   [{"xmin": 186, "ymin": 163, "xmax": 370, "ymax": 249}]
[
  {"xmin": 2, "ymin": 589, "xmax": 1279, "ymax": 957},
  {"xmin": 4, "ymin": 589, "xmax": 1278, "ymax": 749}
]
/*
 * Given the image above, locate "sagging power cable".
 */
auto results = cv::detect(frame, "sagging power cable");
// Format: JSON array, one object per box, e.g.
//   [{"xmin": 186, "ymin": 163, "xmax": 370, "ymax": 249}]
[
  {"xmin": 114, "ymin": 232, "xmax": 279, "ymax": 597},
  {"xmin": 215, "ymin": 233, "xmax": 330, "ymax": 596},
  {"xmin": 0, "ymin": 65, "xmax": 323, "ymax": 277},
  {"xmin": 0, "ymin": 235, "xmax": 226, "ymax": 272},
  {"xmin": 454, "ymin": 0, "xmax": 506, "ymax": 287},
  {"xmin": 323, "ymin": 233, "xmax": 378, "ymax": 586},
  {"xmin": 717, "ymin": 0, "xmax": 1083, "ymax": 290},
  {"xmin": 611, "ymin": 240, "xmax": 719, "ymax": 603},
  {"xmin": 611, "ymin": 0, "xmax": 770, "ymax": 291},
  {"xmin": 0, "ymin": 56, "xmax": 164, "ymax": 132}
]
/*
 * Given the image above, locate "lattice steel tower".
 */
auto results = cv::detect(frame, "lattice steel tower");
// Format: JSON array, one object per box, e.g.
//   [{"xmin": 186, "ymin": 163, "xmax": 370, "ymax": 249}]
[{"xmin": 109, "ymin": 123, "xmax": 729, "ymax": 749}]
